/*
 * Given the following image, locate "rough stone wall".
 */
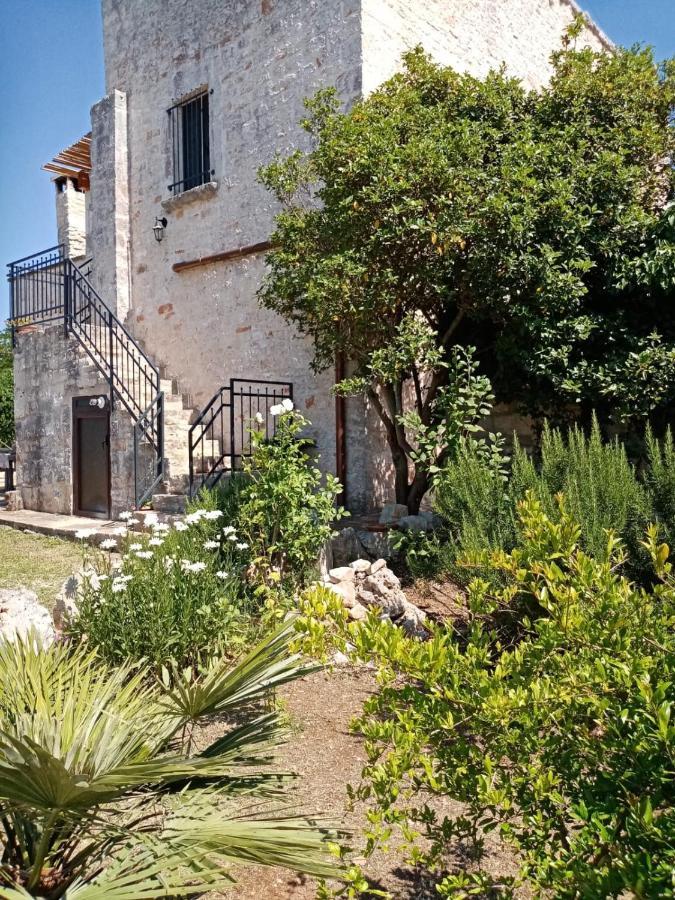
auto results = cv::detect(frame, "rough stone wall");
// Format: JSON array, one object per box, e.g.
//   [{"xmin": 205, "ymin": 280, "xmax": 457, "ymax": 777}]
[
  {"xmin": 361, "ymin": 0, "xmax": 610, "ymax": 94},
  {"xmin": 85, "ymin": 0, "xmax": 610, "ymax": 514},
  {"xmin": 13, "ymin": 324, "xmax": 136, "ymax": 517},
  {"xmin": 55, "ymin": 181, "xmax": 87, "ymax": 261},
  {"xmin": 89, "ymin": 89, "xmax": 132, "ymax": 318},
  {"xmin": 97, "ymin": 0, "xmax": 364, "ymax": 494}
]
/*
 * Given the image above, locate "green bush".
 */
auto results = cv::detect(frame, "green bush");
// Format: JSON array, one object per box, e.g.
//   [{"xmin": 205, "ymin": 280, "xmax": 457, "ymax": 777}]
[
  {"xmin": 0, "ymin": 622, "xmax": 341, "ymax": 897},
  {"xmin": 433, "ymin": 418, "xmax": 656, "ymax": 581},
  {"xmin": 70, "ymin": 506, "xmax": 254, "ymax": 670},
  {"xmin": 236, "ymin": 405, "xmax": 345, "ymax": 595},
  {"xmin": 326, "ymin": 498, "xmax": 675, "ymax": 896}
]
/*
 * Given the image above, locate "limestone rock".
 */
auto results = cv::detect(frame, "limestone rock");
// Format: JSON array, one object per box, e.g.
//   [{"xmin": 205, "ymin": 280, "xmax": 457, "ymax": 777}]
[
  {"xmin": 350, "ymin": 559, "xmax": 371, "ymax": 573},
  {"xmin": 369, "ymin": 558, "xmax": 387, "ymax": 574},
  {"xmin": 379, "ymin": 503, "xmax": 409, "ymax": 524},
  {"xmin": 326, "ymin": 581, "xmax": 357, "ymax": 608},
  {"xmin": 358, "ymin": 530, "xmax": 392, "ymax": 560},
  {"xmin": 349, "ymin": 603, "xmax": 368, "ymax": 621},
  {"xmin": 362, "ymin": 569, "xmax": 406, "ymax": 617},
  {"xmin": 329, "ymin": 566, "xmax": 355, "ymax": 584},
  {"xmin": 331, "ymin": 527, "xmax": 364, "ymax": 567},
  {"xmin": 0, "ymin": 588, "xmax": 55, "ymax": 645}
]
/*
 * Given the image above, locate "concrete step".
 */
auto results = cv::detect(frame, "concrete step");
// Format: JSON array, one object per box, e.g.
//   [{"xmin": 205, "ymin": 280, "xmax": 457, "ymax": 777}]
[{"xmin": 152, "ymin": 493, "xmax": 188, "ymax": 514}]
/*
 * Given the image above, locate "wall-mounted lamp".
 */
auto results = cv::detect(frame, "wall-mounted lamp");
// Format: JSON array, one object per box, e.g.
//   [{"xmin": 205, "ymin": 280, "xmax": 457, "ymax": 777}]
[
  {"xmin": 89, "ymin": 396, "xmax": 107, "ymax": 409},
  {"xmin": 153, "ymin": 216, "xmax": 168, "ymax": 242}
]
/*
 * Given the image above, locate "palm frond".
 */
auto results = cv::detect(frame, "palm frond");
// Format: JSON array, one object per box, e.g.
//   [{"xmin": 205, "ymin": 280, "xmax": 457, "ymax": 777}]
[{"xmin": 159, "ymin": 616, "xmax": 320, "ymax": 723}]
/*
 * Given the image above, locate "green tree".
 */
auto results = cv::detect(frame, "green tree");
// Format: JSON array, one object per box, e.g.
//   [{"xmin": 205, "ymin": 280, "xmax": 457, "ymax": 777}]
[
  {"xmin": 259, "ymin": 31, "xmax": 675, "ymax": 511},
  {"xmin": 0, "ymin": 326, "xmax": 14, "ymax": 447}
]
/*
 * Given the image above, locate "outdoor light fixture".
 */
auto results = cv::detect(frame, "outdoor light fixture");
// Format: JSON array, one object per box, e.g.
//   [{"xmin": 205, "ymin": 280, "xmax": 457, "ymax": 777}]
[
  {"xmin": 89, "ymin": 396, "xmax": 107, "ymax": 409},
  {"xmin": 153, "ymin": 216, "xmax": 168, "ymax": 242}
]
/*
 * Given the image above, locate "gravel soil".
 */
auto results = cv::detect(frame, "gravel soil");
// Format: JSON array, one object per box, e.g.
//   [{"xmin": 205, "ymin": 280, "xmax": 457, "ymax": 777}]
[{"xmin": 209, "ymin": 662, "xmax": 520, "ymax": 899}]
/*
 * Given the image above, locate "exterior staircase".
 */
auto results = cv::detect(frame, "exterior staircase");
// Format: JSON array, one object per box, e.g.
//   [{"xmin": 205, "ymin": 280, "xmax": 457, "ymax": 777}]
[{"xmin": 8, "ymin": 245, "xmax": 291, "ymax": 517}]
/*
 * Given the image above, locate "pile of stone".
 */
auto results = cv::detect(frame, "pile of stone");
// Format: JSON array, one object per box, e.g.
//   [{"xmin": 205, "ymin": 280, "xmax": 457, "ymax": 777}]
[
  {"xmin": 0, "ymin": 588, "xmax": 55, "ymax": 644},
  {"xmin": 320, "ymin": 558, "xmax": 429, "ymax": 639}
]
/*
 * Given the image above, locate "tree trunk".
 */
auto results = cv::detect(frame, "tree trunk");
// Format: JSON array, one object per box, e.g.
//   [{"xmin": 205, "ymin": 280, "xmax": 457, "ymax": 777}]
[{"xmin": 406, "ymin": 469, "xmax": 430, "ymax": 515}]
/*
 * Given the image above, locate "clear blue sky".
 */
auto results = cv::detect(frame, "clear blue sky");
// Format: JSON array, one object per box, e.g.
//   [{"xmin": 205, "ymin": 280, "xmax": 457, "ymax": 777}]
[{"xmin": 0, "ymin": 1, "xmax": 673, "ymax": 321}]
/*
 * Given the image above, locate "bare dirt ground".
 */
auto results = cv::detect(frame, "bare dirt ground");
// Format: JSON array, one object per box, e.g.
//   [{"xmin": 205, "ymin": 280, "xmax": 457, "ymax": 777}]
[{"xmin": 213, "ymin": 661, "xmax": 520, "ymax": 899}]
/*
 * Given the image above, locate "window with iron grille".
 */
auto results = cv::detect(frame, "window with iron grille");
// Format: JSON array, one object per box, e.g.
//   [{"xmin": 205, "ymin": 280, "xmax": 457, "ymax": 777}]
[{"xmin": 167, "ymin": 88, "xmax": 213, "ymax": 195}]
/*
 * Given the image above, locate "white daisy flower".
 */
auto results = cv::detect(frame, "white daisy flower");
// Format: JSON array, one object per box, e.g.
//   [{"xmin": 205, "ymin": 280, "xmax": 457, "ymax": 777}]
[
  {"xmin": 135, "ymin": 551, "xmax": 153, "ymax": 559},
  {"xmin": 99, "ymin": 539, "xmax": 117, "ymax": 550},
  {"xmin": 181, "ymin": 560, "xmax": 207, "ymax": 573},
  {"xmin": 235, "ymin": 542, "xmax": 249, "ymax": 551},
  {"xmin": 152, "ymin": 522, "xmax": 170, "ymax": 533},
  {"xmin": 254, "ymin": 411, "xmax": 264, "ymax": 424},
  {"xmin": 119, "ymin": 511, "xmax": 134, "ymax": 521},
  {"xmin": 129, "ymin": 543, "xmax": 143, "ymax": 551},
  {"xmin": 281, "ymin": 397, "xmax": 294, "ymax": 412},
  {"xmin": 174, "ymin": 521, "xmax": 188, "ymax": 532},
  {"xmin": 111, "ymin": 580, "xmax": 127, "ymax": 594},
  {"xmin": 215, "ymin": 570, "xmax": 229, "ymax": 579},
  {"xmin": 222, "ymin": 525, "xmax": 236, "ymax": 535},
  {"xmin": 269, "ymin": 403, "xmax": 283, "ymax": 416},
  {"xmin": 203, "ymin": 540, "xmax": 220, "ymax": 550},
  {"xmin": 143, "ymin": 512, "xmax": 159, "ymax": 527},
  {"xmin": 149, "ymin": 537, "xmax": 164, "ymax": 547},
  {"xmin": 227, "ymin": 534, "xmax": 238, "ymax": 542},
  {"xmin": 75, "ymin": 529, "xmax": 97, "ymax": 540},
  {"xmin": 204, "ymin": 510, "xmax": 223, "ymax": 520}
]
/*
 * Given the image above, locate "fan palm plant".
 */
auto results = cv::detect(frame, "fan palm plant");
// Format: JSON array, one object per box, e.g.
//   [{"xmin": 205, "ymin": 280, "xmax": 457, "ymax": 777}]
[{"xmin": 0, "ymin": 620, "xmax": 342, "ymax": 898}]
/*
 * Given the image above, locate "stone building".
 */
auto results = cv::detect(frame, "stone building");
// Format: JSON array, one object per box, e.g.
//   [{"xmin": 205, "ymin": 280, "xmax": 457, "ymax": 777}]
[{"xmin": 8, "ymin": 0, "xmax": 609, "ymax": 519}]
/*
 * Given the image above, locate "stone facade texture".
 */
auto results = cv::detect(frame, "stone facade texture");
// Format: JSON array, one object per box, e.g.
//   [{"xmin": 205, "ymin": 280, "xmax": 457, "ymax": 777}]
[
  {"xmin": 13, "ymin": 0, "xmax": 609, "ymax": 515},
  {"xmin": 14, "ymin": 325, "xmax": 136, "ymax": 516}
]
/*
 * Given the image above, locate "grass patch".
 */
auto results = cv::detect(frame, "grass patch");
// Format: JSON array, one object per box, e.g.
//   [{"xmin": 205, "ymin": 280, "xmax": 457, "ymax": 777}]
[{"xmin": 0, "ymin": 526, "xmax": 82, "ymax": 609}]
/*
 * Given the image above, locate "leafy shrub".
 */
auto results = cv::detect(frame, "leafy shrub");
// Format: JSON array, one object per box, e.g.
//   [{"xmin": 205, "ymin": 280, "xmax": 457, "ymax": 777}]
[
  {"xmin": 644, "ymin": 424, "xmax": 675, "ymax": 550},
  {"xmin": 70, "ymin": 507, "xmax": 254, "ymax": 670},
  {"xmin": 433, "ymin": 418, "xmax": 655, "ymax": 581},
  {"xmin": 0, "ymin": 622, "xmax": 342, "ymax": 897},
  {"xmin": 236, "ymin": 406, "xmax": 345, "ymax": 594},
  {"xmin": 313, "ymin": 499, "xmax": 675, "ymax": 896}
]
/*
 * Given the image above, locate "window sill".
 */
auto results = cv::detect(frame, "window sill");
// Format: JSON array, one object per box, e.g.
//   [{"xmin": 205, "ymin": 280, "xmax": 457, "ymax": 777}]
[{"xmin": 161, "ymin": 180, "xmax": 218, "ymax": 213}]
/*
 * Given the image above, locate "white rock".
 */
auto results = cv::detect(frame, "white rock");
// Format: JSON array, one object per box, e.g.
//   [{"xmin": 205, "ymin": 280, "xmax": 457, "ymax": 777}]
[
  {"xmin": 369, "ymin": 558, "xmax": 387, "ymax": 574},
  {"xmin": 350, "ymin": 559, "xmax": 371, "ymax": 573},
  {"xmin": 329, "ymin": 566, "xmax": 356, "ymax": 584},
  {"xmin": 332, "ymin": 650, "xmax": 350, "ymax": 666},
  {"xmin": 349, "ymin": 603, "xmax": 368, "ymax": 621},
  {"xmin": 0, "ymin": 589, "xmax": 55, "ymax": 645},
  {"xmin": 325, "ymin": 581, "xmax": 357, "ymax": 608}
]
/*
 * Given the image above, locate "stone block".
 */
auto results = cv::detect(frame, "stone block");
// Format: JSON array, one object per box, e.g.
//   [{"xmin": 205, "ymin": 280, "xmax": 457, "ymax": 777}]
[
  {"xmin": 379, "ymin": 503, "xmax": 408, "ymax": 524},
  {"xmin": 369, "ymin": 558, "xmax": 386, "ymax": 574},
  {"xmin": 350, "ymin": 559, "xmax": 371, "ymax": 572},
  {"xmin": 329, "ymin": 566, "xmax": 355, "ymax": 584}
]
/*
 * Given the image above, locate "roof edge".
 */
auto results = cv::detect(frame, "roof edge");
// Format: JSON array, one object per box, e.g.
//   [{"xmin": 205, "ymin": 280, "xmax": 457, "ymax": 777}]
[{"xmin": 562, "ymin": 0, "xmax": 615, "ymax": 51}]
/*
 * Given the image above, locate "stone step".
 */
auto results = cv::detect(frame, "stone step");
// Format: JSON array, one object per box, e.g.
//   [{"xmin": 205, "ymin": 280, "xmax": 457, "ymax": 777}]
[{"xmin": 152, "ymin": 493, "xmax": 188, "ymax": 514}]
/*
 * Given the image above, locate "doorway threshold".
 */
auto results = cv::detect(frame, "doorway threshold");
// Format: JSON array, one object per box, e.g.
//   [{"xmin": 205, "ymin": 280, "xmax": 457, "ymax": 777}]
[{"xmin": 0, "ymin": 509, "xmax": 122, "ymax": 546}]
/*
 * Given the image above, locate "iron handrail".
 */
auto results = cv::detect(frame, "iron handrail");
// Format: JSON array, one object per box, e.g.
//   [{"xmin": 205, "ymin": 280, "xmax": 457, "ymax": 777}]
[
  {"xmin": 188, "ymin": 378, "xmax": 292, "ymax": 496},
  {"xmin": 7, "ymin": 246, "xmax": 164, "ymax": 507}
]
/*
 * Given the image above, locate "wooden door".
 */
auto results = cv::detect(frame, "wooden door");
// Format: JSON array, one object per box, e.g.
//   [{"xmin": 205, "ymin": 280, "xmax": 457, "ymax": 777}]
[{"xmin": 73, "ymin": 397, "xmax": 111, "ymax": 518}]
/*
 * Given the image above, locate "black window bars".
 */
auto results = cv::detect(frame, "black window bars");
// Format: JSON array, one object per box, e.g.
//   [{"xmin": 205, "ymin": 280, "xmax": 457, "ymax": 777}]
[{"xmin": 167, "ymin": 88, "xmax": 213, "ymax": 196}]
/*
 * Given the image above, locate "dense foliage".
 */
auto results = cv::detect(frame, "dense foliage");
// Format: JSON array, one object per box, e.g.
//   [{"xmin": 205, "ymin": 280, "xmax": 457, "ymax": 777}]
[
  {"xmin": 259, "ymin": 31, "xmax": 675, "ymax": 509},
  {"xmin": 237, "ymin": 406, "xmax": 344, "ymax": 595},
  {"xmin": 304, "ymin": 500, "xmax": 675, "ymax": 897},
  {"xmin": 71, "ymin": 504, "xmax": 254, "ymax": 670},
  {"xmin": 0, "ymin": 326, "xmax": 14, "ymax": 447},
  {"xmin": 430, "ymin": 419, "xmax": 675, "ymax": 583},
  {"xmin": 0, "ymin": 623, "xmax": 341, "ymax": 898}
]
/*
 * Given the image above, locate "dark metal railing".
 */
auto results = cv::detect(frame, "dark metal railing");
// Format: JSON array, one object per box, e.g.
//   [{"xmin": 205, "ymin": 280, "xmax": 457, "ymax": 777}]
[
  {"xmin": 188, "ymin": 378, "xmax": 293, "ymax": 496},
  {"xmin": 7, "ymin": 246, "xmax": 164, "ymax": 507},
  {"xmin": 167, "ymin": 89, "xmax": 213, "ymax": 196}
]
